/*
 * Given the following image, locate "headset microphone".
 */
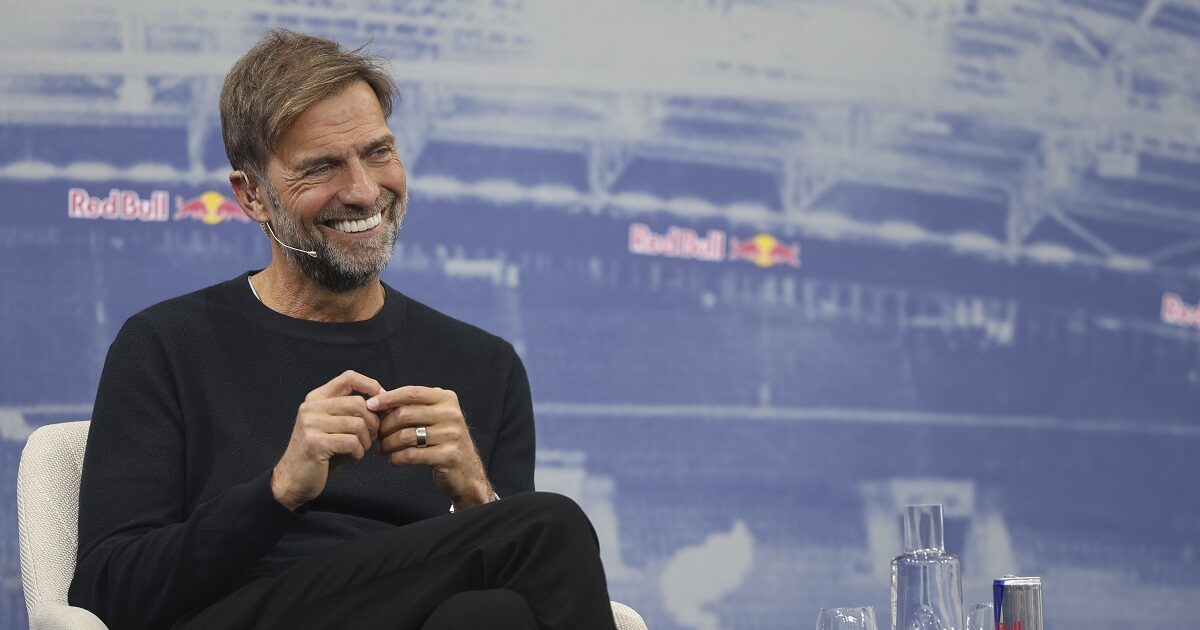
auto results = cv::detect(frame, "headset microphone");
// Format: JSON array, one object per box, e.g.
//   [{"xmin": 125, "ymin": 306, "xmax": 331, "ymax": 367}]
[
  {"xmin": 241, "ymin": 172, "xmax": 318, "ymax": 259},
  {"xmin": 262, "ymin": 222, "xmax": 318, "ymax": 258}
]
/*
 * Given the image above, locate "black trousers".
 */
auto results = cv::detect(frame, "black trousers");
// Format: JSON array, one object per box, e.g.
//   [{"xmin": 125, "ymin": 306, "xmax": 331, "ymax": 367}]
[{"xmin": 174, "ymin": 492, "xmax": 617, "ymax": 630}]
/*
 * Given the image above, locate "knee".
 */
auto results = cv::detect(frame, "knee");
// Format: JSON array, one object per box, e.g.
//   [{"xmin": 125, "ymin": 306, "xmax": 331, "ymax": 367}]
[
  {"xmin": 508, "ymin": 491, "xmax": 599, "ymax": 551},
  {"xmin": 424, "ymin": 589, "xmax": 537, "ymax": 629}
]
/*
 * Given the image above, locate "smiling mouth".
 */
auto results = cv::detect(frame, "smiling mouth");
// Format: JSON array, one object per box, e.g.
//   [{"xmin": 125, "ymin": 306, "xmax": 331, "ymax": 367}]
[{"xmin": 325, "ymin": 212, "xmax": 382, "ymax": 234}]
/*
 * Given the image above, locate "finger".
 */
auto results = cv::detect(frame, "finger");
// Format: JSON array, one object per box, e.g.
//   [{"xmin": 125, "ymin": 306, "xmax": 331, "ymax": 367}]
[
  {"xmin": 379, "ymin": 404, "xmax": 461, "ymax": 436},
  {"xmin": 305, "ymin": 433, "xmax": 366, "ymax": 462},
  {"xmin": 379, "ymin": 425, "xmax": 440, "ymax": 454},
  {"xmin": 303, "ymin": 397, "xmax": 381, "ymax": 441},
  {"xmin": 387, "ymin": 442, "xmax": 455, "ymax": 468},
  {"xmin": 326, "ymin": 434, "xmax": 367, "ymax": 462},
  {"xmin": 319, "ymin": 415, "xmax": 373, "ymax": 451},
  {"xmin": 367, "ymin": 385, "xmax": 452, "ymax": 412},
  {"xmin": 307, "ymin": 370, "xmax": 385, "ymax": 402}
]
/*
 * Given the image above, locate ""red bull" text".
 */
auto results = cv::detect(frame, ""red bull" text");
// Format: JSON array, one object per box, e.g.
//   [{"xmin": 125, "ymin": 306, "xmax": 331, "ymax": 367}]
[
  {"xmin": 1161, "ymin": 292, "xmax": 1200, "ymax": 329},
  {"xmin": 628, "ymin": 223, "xmax": 725, "ymax": 262},
  {"xmin": 68, "ymin": 188, "xmax": 169, "ymax": 222}
]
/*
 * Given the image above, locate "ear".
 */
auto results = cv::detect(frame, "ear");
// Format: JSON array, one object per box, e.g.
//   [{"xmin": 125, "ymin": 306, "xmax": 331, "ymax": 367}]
[{"xmin": 229, "ymin": 171, "xmax": 269, "ymax": 223}]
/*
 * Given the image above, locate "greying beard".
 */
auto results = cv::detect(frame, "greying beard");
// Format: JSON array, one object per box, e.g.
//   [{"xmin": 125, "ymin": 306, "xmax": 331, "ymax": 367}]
[{"xmin": 262, "ymin": 183, "xmax": 407, "ymax": 293}]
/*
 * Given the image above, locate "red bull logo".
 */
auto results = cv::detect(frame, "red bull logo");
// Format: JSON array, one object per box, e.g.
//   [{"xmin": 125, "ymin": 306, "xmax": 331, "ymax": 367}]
[
  {"xmin": 68, "ymin": 188, "xmax": 169, "ymax": 222},
  {"xmin": 174, "ymin": 191, "xmax": 249, "ymax": 225},
  {"xmin": 628, "ymin": 223, "xmax": 725, "ymax": 262},
  {"xmin": 728, "ymin": 233, "xmax": 801, "ymax": 268},
  {"xmin": 628, "ymin": 223, "xmax": 802, "ymax": 269}
]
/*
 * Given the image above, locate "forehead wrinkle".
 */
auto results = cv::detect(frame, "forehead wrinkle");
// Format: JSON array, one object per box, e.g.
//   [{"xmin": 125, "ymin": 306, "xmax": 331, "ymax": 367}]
[{"xmin": 275, "ymin": 82, "xmax": 391, "ymax": 172}]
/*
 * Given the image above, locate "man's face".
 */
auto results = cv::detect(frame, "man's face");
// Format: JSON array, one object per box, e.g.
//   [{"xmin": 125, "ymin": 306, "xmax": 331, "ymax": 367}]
[{"xmin": 261, "ymin": 80, "xmax": 408, "ymax": 292}]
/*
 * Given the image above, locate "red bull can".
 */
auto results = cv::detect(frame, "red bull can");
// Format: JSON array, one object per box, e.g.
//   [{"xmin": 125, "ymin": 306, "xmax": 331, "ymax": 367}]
[{"xmin": 993, "ymin": 575, "xmax": 1042, "ymax": 630}]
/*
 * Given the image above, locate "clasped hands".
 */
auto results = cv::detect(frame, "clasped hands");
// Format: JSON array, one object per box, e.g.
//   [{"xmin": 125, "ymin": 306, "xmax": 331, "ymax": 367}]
[{"xmin": 270, "ymin": 370, "xmax": 493, "ymax": 512}]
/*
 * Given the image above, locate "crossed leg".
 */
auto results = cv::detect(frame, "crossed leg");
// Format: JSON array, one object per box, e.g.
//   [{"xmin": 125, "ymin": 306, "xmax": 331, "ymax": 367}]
[{"xmin": 173, "ymin": 492, "xmax": 616, "ymax": 630}]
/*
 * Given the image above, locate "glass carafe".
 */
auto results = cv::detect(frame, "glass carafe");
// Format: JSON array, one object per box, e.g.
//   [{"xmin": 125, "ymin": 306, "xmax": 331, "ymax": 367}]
[{"xmin": 890, "ymin": 504, "xmax": 963, "ymax": 630}]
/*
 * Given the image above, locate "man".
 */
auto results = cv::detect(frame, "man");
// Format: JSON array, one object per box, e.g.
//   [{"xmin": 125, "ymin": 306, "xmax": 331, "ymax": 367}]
[{"xmin": 68, "ymin": 29, "xmax": 617, "ymax": 630}]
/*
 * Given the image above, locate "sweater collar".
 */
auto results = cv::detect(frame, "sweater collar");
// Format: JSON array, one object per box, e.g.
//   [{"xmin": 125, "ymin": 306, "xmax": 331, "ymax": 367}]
[{"xmin": 223, "ymin": 271, "xmax": 406, "ymax": 345}]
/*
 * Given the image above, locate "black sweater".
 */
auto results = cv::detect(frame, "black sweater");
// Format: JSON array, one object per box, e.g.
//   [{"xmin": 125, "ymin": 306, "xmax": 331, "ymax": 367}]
[{"xmin": 68, "ymin": 273, "xmax": 535, "ymax": 630}]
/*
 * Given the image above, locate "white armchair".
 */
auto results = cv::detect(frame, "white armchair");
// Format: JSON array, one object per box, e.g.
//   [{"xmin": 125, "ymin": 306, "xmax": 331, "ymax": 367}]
[
  {"xmin": 16, "ymin": 421, "xmax": 107, "ymax": 630},
  {"xmin": 17, "ymin": 421, "xmax": 647, "ymax": 630}
]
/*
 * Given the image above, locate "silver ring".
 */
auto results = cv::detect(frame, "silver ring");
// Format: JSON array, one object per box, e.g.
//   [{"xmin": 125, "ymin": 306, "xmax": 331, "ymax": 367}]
[{"xmin": 415, "ymin": 426, "xmax": 428, "ymax": 448}]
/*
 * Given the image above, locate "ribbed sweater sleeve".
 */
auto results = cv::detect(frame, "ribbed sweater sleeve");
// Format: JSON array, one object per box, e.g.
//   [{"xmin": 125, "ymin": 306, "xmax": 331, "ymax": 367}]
[
  {"xmin": 68, "ymin": 315, "xmax": 300, "ymax": 630},
  {"xmin": 488, "ymin": 346, "xmax": 536, "ymax": 498}
]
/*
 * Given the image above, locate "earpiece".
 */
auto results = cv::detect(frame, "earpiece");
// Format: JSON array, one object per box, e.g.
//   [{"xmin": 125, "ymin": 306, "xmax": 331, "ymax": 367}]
[{"xmin": 240, "ymin": 172, "xmax": 256, "ymax": 202}]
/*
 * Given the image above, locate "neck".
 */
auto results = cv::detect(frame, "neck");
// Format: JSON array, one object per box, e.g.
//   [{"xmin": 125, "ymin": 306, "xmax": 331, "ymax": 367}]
[{"xmin": 250, "ymin": 260, "xmax": 384, "ymax": 323}]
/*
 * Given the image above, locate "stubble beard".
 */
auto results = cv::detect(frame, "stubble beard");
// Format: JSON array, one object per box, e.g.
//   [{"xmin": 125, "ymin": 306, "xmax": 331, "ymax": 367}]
[{"xmin": 262, "ymin": 183, "xmax": 407, "ymax": 293}]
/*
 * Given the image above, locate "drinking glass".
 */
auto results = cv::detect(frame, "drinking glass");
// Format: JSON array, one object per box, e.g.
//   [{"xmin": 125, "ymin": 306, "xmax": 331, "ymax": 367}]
[
  {"xmin": 966, "ymin": 603, "xmax": 994, "ymax": 630},
  {"xmin": 816, "ymin": 606, "xmax": 879, "ymax": 630}
]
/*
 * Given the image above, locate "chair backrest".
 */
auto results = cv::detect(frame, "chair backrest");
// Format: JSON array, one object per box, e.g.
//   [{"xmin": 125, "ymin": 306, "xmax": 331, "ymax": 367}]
[
  {"xmin": 16, "ymin": 421, "xmax": 91, "ymax": 617},
  {"xmin": 610, "ymin": 601, "xmax": 648, "ymax": 630}
]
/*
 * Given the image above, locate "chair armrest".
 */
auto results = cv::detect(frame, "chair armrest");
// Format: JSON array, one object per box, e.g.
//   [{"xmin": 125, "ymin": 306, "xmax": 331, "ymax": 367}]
[
  {"xmin": 29, "ymin": 604, "xmax": 110, "ymax": 630},
  {"xmin": 610, "ymin": 600, "xmax": 648, "ymax": 630}
]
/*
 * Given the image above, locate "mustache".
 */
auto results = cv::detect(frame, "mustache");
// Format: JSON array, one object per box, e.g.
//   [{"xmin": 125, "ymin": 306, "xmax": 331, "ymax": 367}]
[{"xmin": 315, "ymin": 189, "xmax": 400, "ymax": 223}]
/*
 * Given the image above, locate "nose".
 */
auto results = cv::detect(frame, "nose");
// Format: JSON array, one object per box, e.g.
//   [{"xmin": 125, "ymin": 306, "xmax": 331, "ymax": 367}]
[{"xmin": 337, "ymin": 158, "xmax": 381, "ymax": 208}]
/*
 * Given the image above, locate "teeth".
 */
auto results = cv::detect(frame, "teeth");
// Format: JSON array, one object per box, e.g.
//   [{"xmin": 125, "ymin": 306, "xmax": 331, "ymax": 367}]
[{"xmin": 329, "ymin": 212, "xmax": 381, "ymax": 234}]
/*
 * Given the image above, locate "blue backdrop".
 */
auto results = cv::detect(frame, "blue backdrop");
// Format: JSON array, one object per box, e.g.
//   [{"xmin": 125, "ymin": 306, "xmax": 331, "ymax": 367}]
[{"xmin": 3, "ymin": 1, "xmax": 1200, "ymax": 628}]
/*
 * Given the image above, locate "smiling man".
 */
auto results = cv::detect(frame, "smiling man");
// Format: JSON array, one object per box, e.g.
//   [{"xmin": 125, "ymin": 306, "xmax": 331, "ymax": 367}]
[{"xmin": 68, "ymin": 30, "xmax": 617, "ymax": 630}]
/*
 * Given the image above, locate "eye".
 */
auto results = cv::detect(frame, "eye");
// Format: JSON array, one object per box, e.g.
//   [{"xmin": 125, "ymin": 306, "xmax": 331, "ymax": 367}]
[
  {"xmin": 370, "ymin": 146, "xmax": 392, "ymax": 160},
  {"xmin": 307, "ymin": 164, "xmax": 334, "ymax": 178}
]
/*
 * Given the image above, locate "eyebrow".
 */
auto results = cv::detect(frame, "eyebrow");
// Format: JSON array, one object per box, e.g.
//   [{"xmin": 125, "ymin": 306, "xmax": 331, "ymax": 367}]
[
  {"xmin": 293, "ymin": 133, "xmax": 397, "ymax": 174},
  {"xmin": 362, "ymin": 134, "xmax": 396, "ymax": 153}
]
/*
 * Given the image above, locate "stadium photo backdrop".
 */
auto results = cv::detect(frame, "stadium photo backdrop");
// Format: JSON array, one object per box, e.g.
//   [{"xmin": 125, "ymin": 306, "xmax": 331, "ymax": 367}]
[{"xmin": 3, "ymin": 1, "xmax": 1200, "ymax": 629}]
